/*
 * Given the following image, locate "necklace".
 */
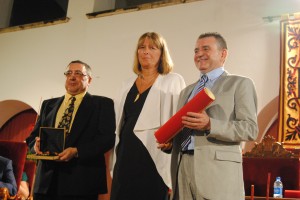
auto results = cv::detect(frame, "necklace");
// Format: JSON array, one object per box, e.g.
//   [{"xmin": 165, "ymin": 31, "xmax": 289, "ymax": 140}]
[{"xmin": 134, "ymin": 73, "xmax": 158, "ymax": 102}]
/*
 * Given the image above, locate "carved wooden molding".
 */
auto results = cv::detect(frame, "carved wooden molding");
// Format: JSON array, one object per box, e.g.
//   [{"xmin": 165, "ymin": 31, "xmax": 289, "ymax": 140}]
[
  {"xmin": 243, "ymin": 135, "xmax": 296, "ymax": 158},
  {"xmin": 86, "ymin": 0, "xmax": 203, "ymax": 19},
  {"xmin": 0, "ymin": 17, "xmax": 70, "ymax": 34},
  {"xmin": 0, "ymin": 187, "xmax": 9, "ymax": 200}
]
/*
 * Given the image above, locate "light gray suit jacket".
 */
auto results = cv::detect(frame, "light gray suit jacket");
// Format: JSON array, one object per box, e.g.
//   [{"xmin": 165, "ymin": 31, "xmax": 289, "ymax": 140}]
[{"xmin": 171, "ymin": 71, "xmax": 258, "ymax": 200}]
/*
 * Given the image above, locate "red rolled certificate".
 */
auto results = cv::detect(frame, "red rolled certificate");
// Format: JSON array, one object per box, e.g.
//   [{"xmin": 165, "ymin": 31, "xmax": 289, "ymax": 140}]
[{"xmin": 155, "ymin": 87, "xmax": 215, "ymax": 143}]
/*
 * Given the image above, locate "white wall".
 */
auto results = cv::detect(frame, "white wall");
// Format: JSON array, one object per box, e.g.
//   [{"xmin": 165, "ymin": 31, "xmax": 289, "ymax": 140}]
[
  {"xmin": 93, "ymin": 0, "xmax": 115, "ymax": 12},
  {"xmin": 0, "ymin": 0, "xmax": 299, "ymax": 113}
]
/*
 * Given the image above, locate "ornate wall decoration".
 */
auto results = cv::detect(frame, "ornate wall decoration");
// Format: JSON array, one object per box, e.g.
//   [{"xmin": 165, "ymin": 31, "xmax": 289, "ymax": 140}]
[{"xmin": 278, "ymin": 13, "xmax": 300, "ymax": 149}]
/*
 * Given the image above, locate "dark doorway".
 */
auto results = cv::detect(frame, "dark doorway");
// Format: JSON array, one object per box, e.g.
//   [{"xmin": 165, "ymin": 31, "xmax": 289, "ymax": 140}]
[{"xmin": 10, "ymin": 0, "xmax": 69, "ymax": 26}]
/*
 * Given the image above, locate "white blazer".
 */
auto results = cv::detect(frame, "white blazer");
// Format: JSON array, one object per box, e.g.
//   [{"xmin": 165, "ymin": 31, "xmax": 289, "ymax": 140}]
[{"xmin": 112, "ymin": 72, "xmax": 186, "ymax": 188}]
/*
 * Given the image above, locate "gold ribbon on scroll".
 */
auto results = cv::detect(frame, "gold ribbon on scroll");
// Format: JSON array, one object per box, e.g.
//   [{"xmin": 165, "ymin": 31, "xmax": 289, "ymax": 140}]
[{"xmin": 278, "ymin": 13, "xmax": 300, "ymax": 149}]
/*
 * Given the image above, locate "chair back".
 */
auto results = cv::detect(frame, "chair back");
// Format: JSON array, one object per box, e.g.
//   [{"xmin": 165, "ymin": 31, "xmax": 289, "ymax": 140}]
[
  {"xmin": 243, "ymin": 135, "xmax": 300, "ymax": 197},
  {"xmin": 0, "ymin": 140, "xmax": 27, "ymax": 189}
]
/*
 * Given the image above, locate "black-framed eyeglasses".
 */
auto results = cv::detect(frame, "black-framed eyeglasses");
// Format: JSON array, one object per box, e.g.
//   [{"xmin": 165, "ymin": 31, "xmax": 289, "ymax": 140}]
[{"xmin": 64, "ymin": 70, "xmax": 87, "ymax": 77}]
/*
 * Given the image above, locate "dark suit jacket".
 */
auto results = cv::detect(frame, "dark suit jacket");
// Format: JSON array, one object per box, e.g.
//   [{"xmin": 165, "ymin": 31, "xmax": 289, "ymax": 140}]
[
  {"xmin": 0, "ymin": 156, "xmax": 17, "ymax": 196},
  {"xmin": 26, "ymin": 93, "xmax": 116, "ymax": 196}
]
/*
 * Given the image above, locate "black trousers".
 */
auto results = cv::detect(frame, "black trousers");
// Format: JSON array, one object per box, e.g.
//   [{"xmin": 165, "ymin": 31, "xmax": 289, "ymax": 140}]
[
  {"xmin": 34, "ymin": 170, "xmax": 99, "ymax": 200},
  {"xmin": 34, "ymin": 193, "xmax": 98, "ymax": 200}
]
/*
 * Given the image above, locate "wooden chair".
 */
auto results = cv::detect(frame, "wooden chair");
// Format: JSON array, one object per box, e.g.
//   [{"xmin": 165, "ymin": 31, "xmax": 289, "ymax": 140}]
[
  {"xmin": 0, "ymin": 140, "xmax": 29, "ymax": 200},
  {"xmin": 0, "ymin": 188, "xmax": 10, "ymax": 200},
  {"xmin": 243, "ymin": 135, "xmax": 300, "ymax": 197}
]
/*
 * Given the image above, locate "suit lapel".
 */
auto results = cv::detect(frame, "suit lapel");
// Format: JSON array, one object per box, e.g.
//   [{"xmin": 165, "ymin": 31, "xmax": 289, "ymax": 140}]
[
  {"xmin": 177, "ymin": 82, "xmax": 196, "ymax": 111},
  {"xmin": 45, "ymin": 97, "xmax": 64, "ymax": 127},
  {"xmin": 210, "ymin": 71, "xmax": 228, "ymax": 95},
  {"xmin": 178, "ymin": 71, "xmax": 227, "ymax": 112}
]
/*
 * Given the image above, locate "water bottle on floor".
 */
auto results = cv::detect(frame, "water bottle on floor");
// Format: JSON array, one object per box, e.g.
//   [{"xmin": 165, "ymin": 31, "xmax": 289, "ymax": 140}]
[{"xmin": 273, "ymin": 176, "xmax": 283, "ymax": 198}]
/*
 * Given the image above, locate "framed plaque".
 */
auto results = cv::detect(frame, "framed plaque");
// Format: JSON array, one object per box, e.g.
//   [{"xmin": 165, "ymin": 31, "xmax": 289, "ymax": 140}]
[{"xmin": 27, "ymin": 127, "xmax": 66, "ymax": 160}]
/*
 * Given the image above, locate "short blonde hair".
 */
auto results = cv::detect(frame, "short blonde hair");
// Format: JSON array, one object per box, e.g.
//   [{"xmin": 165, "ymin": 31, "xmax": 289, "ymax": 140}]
[{"xmin": 133, "ymin": 32, "xmax": 173, "ymax": 75}]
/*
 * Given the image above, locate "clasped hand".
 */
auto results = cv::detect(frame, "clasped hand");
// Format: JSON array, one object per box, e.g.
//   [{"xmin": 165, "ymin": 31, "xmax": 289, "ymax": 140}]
[
  {"xmin": 182, "ymin": 111, "xmax": 210, "ymax": 131},
  {"xmin": 157, "ymin": 111, "xmax": 210, "ymax": 150}
]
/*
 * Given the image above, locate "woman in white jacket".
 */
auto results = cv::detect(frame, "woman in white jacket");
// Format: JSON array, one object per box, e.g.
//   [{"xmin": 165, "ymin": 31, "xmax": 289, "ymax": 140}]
[{"xmin": 111, "ymin": 32, "xmax": 186, "ymax": 200}]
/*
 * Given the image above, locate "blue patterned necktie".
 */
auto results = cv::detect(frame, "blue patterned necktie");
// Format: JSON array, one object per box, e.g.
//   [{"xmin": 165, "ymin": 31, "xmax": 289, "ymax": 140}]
[
  {"xmin": 58, "ymin": 96, "xmax": 76, "ymax": 134},
  {"xmin": 181, "ymin": 74, "xmax": 208, "ymax": 151}
]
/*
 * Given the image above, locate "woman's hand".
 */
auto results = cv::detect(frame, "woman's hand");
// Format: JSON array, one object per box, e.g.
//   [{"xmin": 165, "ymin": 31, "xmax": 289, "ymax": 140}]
[{"xmin": 157, "ymin": 141, "xmax": 173, "ymax": 151}]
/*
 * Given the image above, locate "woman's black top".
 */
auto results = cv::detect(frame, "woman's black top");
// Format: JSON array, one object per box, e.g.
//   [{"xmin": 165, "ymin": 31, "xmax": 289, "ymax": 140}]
[{"xmin": 110, "ymin": 83, "xmax": 168, "ymax": 200}]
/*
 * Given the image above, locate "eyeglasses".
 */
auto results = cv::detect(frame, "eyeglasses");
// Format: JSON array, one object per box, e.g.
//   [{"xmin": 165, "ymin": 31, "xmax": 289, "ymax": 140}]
[{"xmin": 64, "ymin": 70, "xmax": 87, "ymax": 77}]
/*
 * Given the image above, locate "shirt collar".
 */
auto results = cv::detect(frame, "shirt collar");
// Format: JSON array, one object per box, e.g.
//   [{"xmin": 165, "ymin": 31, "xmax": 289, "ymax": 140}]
[
  {"xmin": 201, "ymin": 67, "xmax": 224, "ymax": 81},
  {"xmin": 64, "ymin": 92, "xmax": 86, "ymax": 103}
]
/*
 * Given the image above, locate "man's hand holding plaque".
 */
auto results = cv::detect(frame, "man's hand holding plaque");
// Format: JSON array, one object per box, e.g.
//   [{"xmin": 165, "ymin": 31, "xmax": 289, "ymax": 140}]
[{"xmin": 27, "ymin": 127, "xmax": 65, "ymax": 160}]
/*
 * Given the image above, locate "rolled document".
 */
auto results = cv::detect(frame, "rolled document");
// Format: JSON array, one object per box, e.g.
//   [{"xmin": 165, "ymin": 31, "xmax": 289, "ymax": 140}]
[{"xmin": 155, "ymin": 87, "xmax": 215, "ymax": 143}]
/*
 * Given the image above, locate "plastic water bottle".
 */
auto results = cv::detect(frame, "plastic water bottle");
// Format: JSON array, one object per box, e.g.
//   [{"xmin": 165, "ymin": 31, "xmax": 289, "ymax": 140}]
[{"xmin": 273, "ymin": 177, "xmax": 283, "ymax": 198}]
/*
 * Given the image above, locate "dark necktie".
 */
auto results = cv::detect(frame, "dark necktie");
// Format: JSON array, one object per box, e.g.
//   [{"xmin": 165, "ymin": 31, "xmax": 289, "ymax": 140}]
[
  {"xmin": 181, "ymin": 74, "xmax": 208, "ymax": 151},
  {"xmin": 58, "ymin": 96, "xmax": 76, "ymax": 134}
]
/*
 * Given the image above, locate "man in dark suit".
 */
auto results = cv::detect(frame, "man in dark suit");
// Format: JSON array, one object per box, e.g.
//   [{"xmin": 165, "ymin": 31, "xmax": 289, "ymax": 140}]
[
  {"xmin": 0, "ymin": 156, "xmax": 17, "ymax": 196},
  {"xmin": 26, "ymin": 60, "xmax": 116, "ymax": 200}
]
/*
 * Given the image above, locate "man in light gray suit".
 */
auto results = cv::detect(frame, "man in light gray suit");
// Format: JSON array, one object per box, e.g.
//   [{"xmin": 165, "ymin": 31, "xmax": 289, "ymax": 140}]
[{"xmin": 169, "ymin": 32, "xmax": 258, "ymax": 200}]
